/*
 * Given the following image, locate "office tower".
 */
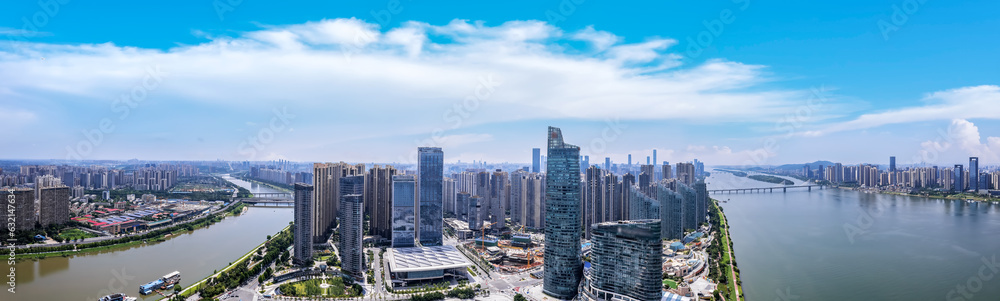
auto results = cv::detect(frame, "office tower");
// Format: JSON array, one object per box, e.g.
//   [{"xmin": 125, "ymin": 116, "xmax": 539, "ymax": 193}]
[
  {"xmin": 954, "ymin": 165, "xmax": 964, "ymax": 192},
  {"xmin": 693, "ymin": 159, "xmax": 705, "ymax": 178},
  {"xmin": 543, "ymin": 126, "xmax": 582, "ymax": 300},
  {"xmin": 694, "ymin": 180, "xmax": 708, "ymax": 226},
  {"xmin": 646, "ymin": 156, "xmax": 650, "ymax": 165},
  {"xmin": 628, "ymin": 154, "xmax": 632, "ymax": 166},
  {"xmin": 293, "ymin": 183, "xmax": 314, "ymax": 266},
  {"xmin": 532, "ymin": 148, "xmax": 541, "ymax": 173},
  {"xmin": 970, "ymin": 157, "xmax": 979, "ymax": 192},
  {"xmin": 582, "ymin": 156, "xmax": 590, "ymax": 174},
  {"xmin": 313, "ymin": 162, "xmax": 364, "ymax": 243},
  {"xmin": 468, "ymin": 195, "xmax": 484, "ymax": 230},
  {"xmin": 364, "ymin": 165, "xmax": 396, "ymax": 239},
  {"xmin": 890, "ymin": 156, "xmax": 896, "ymax": 172},
  {"xmin": 456, "ymin": 192, "xmax": 471, "ymax": 222},
  {"xmin": 8, "ymin": 188, "xmax": 35, "ymax": 231},
  {"xmin": 339, "ymin": 176, "xmax": 365, "ymax": 276},
  {"xmin": 38, "ymin": 186, "xmax": 69, "ymax": 227},
  {"xmin": 586, "ymin": 220, "xmax": 663, "ymax": 301},
  {"xmin": 391, "ymin": 175, "xmax": 416, "ymax": 248},
  {"xmin": 418, "ymin": 147, "xmax": 444, "ymax": 246},
  {"xmin": 653, "ymin": 149, "xmax": 657, "ymax": 168},
  {"xmin": 662, "ymin": 162, "xmax": 672, "ymax": 180},
  {"xmin": 605, "ymin": 157, "xmax": 611, "ymax": 170}
]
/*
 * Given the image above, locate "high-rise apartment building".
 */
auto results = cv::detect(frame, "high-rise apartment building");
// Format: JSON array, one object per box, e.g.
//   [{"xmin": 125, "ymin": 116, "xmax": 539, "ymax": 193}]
[
  {"xmin": 339, "ymin": 176, "xmax": 365, "ymax": 276},
  {"xmin": 313, "ymin": 162, "xmax": 364, "ymax": 243},
  {"xmin": 585, "ymin": 220, "xmax": 663, "ymax": 301},
  {"xmin": 39, "ymin": 186, "xmax": 69, "ymax": 227},
  {"xmin": 293, "ymin": 183, "xmax": 314, "ymax": 266},
  {"xmin": 468, "ymin": 195, "xmax": 484, "ymax": 230},
  {"xmin": 417, "ymin": 147, "xmax": 444, "ymax": 246},
  {"xmin": 543, "ymin": 126, "xmax": 583, "ymax": 299},
  {"xmin": 365, "ymin": 165, "xmax": 396, "ymax": 240},
  {"xmin": 8, "ymin": 188, "xmax": 35, "ymax": 231}
]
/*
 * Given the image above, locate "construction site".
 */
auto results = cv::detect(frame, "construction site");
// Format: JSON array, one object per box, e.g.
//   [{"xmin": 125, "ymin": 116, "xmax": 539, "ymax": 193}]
[{"xmin": 463, "ymin": 224, "xmax": 545, "ymax": 274}]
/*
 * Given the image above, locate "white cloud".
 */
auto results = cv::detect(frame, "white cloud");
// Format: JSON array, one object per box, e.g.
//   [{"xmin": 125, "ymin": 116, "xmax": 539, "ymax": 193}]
[
  {"xmin": 814, "ymin": 85, "xmax": 1000, "ymax": 135},
  {"xmin": 915, "ymin": 119, "xmax": 1000, "ymax": 164},
  {"xmin": 571, "ymin": 26, "xmax": 619, "ymax": 51}
]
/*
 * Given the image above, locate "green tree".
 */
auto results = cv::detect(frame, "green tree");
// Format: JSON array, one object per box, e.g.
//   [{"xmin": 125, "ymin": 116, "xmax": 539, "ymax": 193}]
[{"xmin": 514, "ymin": 293, "xmax": 527, "ymax": 301}]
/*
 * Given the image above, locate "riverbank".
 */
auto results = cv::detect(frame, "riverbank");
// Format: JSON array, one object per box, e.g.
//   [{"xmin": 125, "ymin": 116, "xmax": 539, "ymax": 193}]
[
  {"xmin": 832, "ymin": 186, "xmax": 1000, "ymax": 203},
  {"xmin": 708, "ymin": 198, "xmax": 744, "ymax": 301},
  {"xmin": 14, "ymin": 202, "xmax": 246, "ymax": 260},
  {"xmin": 228, "ymin": 174, "xmax": 294, "ymax": 193},
  {"xmin": 165, "ymin": 224, "xmax": 292, "ymax": 300}
]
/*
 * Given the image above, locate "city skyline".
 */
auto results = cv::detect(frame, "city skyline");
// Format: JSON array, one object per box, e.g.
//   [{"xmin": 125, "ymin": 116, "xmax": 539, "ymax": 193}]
[{"xmin": 2, "ymin": 2, "xmax": 1000, "ymax": 165}]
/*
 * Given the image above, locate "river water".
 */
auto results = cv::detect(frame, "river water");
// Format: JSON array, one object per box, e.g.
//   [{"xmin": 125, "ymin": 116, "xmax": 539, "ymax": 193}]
[
  {"xmin": 11, "ymin": 175, "xmax": 292, "ymax": 301},
  {"xmin": 709, "ymin": 171, "xmax": 1000, "ymax": 301}
]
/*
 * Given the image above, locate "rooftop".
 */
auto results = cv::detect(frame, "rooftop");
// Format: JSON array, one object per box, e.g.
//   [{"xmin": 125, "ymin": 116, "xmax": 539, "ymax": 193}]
[{"xmin": 386, "ymin": 245, "xmax": 473, "ymax": 273}]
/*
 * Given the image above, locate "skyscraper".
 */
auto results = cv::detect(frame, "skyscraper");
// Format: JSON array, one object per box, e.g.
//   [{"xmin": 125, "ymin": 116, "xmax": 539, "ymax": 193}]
[
  {"xmin": 365, "ymin": 165, "xmax": 396, "ymax": 240},
  {"xmin": 391, "ymin": 175, "xmax": 416, "ymax": 248},
  {"xmin": 662, "ymin": 162, "xmax": 672, "ymax": 180},
  {"xmin": 586, "ymin": 220, "xmax": 663, "ymax": 301},
  {"xmin": 658, "ymin": 183, "xmax": 684, "ymax": 240},
  {"xmin": 418, "ymin": 147, "xmax": 444, "ymax": 246},
  {"xmin": 532, "ymin": 148, "xmax": 541, "ymax": 173},
  {"xmin": 339, "ymin": 176, "xmax": 365, "ymax": 276},
  {"xmin": 468, "ymin": 195, "xmax": 484, "ymax": 230},
  {"xmin": 954, "ymin": 164, "xmax": 964, "ymax": 192},
  {"xmin": 293, "ymin": 183, "xmax": 314, "ymax": 266},
  {"xmin": 970, "ymin": 157, "xmax": 979, "ymax": 192},
  {"xmin": 543, "ymin": 126, "xmax": 582, "ymax": 299},
  {"xmin": 676, "ymin": 162, "xmax": 695, "ymax": 185},
  {"xmin": 889, "ymin": 156, "xmax": 896, "ymax": 172}
]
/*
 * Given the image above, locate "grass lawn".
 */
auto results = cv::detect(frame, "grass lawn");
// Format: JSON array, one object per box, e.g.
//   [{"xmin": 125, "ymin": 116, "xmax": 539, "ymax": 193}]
[
  {"xmin": 279, "ymin": 277, "xmax": 361, "ymax": 298},
  {"xmin": 663, "ymin": 279, "xmax": 677, "ymax": 289},
  {"xmin": 58, "ymin": 228, "xmax": 97, "ymax": 241}
]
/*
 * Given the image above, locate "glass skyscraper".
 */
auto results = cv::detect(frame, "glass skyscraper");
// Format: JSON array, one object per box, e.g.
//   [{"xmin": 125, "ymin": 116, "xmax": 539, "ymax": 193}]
[
  {"xmin": 970, "ymin": 157, "xmax": 979, "ymax": 192},
  {"xmin": 587, "ymin": 220, "xmax": 663, "ymax": 301},
  {"xmin": 392, "ymin": 175, "xmax": 416, "ymax": 248},
  {"xmin": 532, "ymin": 148, "xmax": 541, "ymax": 173},
  {"xmin": 418, "ymin": 147, "xmax": 444, "ymax": 246},
  {"xmin": 543, "ymin": 126, "xmax": 582, "ymax": 299}
]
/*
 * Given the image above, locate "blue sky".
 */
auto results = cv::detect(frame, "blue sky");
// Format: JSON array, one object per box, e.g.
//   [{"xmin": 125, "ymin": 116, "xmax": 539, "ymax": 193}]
[{"xmin": 1, "ymin": 0, "xmax": 998, "ymax": 166}]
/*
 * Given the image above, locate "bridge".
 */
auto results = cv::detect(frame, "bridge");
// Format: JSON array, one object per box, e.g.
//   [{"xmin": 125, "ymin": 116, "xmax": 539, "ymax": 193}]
[
  {"xmin": 238, "ymin": 192, "xmax": 294, "ymax": 207},
  {"xmin": 708, "ymin": 185, "xmax": 824, "ymax": 194}
]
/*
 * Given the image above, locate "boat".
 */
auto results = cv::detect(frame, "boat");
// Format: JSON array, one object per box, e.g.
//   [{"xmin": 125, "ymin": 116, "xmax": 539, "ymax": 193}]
[
  {"xmin": 139, "ymin": 271, "xmax": 181, "ymax": 295},
  {"xmin": 99, "ymin": 293, "xmax": 138, "ymax": 301}
]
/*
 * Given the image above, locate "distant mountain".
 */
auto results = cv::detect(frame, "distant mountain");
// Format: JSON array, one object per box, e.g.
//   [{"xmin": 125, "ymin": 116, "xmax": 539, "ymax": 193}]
[{"xmin": 773, "ymin": 161, "xmax": 837, "ymax": 171}]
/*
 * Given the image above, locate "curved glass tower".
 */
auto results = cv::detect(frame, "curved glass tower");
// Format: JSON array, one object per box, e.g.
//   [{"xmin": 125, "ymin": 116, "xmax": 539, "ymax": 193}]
[{"xmin": 543, "ymin": 126, "xmax": 582, "ymax": 299}]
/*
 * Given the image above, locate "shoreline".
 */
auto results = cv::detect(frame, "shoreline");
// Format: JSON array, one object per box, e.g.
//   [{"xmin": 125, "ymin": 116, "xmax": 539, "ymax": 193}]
[
  {"xmin": 709, "ymin": 198, "xmax": 744, "ymax": 301},
  {"xmin": 831, "ymin": 186, "xmax": 1000, "ymax": 203},
  {"xmin": 14, "ymin": 202, "xmax": 247, "ymax": 260}
]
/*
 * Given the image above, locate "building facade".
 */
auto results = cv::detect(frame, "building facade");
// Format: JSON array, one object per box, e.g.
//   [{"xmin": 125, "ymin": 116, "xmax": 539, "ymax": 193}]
[
  {"xmin": 418, "ymin": 147, "xmax": 444, "ymax": 246},
  {"xmin": 586, "ymin": 220, "xmax": 663, "ymax": 301},
  {"xmin": 365, "ymin": 165, "xmax": 396, "ymax": 240},
  {"xmin": 392, "ymin": 175, "xmax": 416, "ymax": 248},
  {"xmin": 293, "ymin": 183, "xmax": 314, "ymax": 266},
  {"xmin": 339, "ymin": 176, "xmax": 365, "ymax": 276},
  {"xmin": 543, "ymin": 126, "xmax": 583, "ymax": 300}
]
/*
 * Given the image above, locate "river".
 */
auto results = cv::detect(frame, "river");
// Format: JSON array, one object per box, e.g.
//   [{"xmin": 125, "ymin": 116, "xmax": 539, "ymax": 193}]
[
  {"xmin": 709, "ymin": 171, "xmax": 1000, "ymax": 301},
  {"xmin": 11, "ymin": 174, "xmax": 292, "ymax": 301}
]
